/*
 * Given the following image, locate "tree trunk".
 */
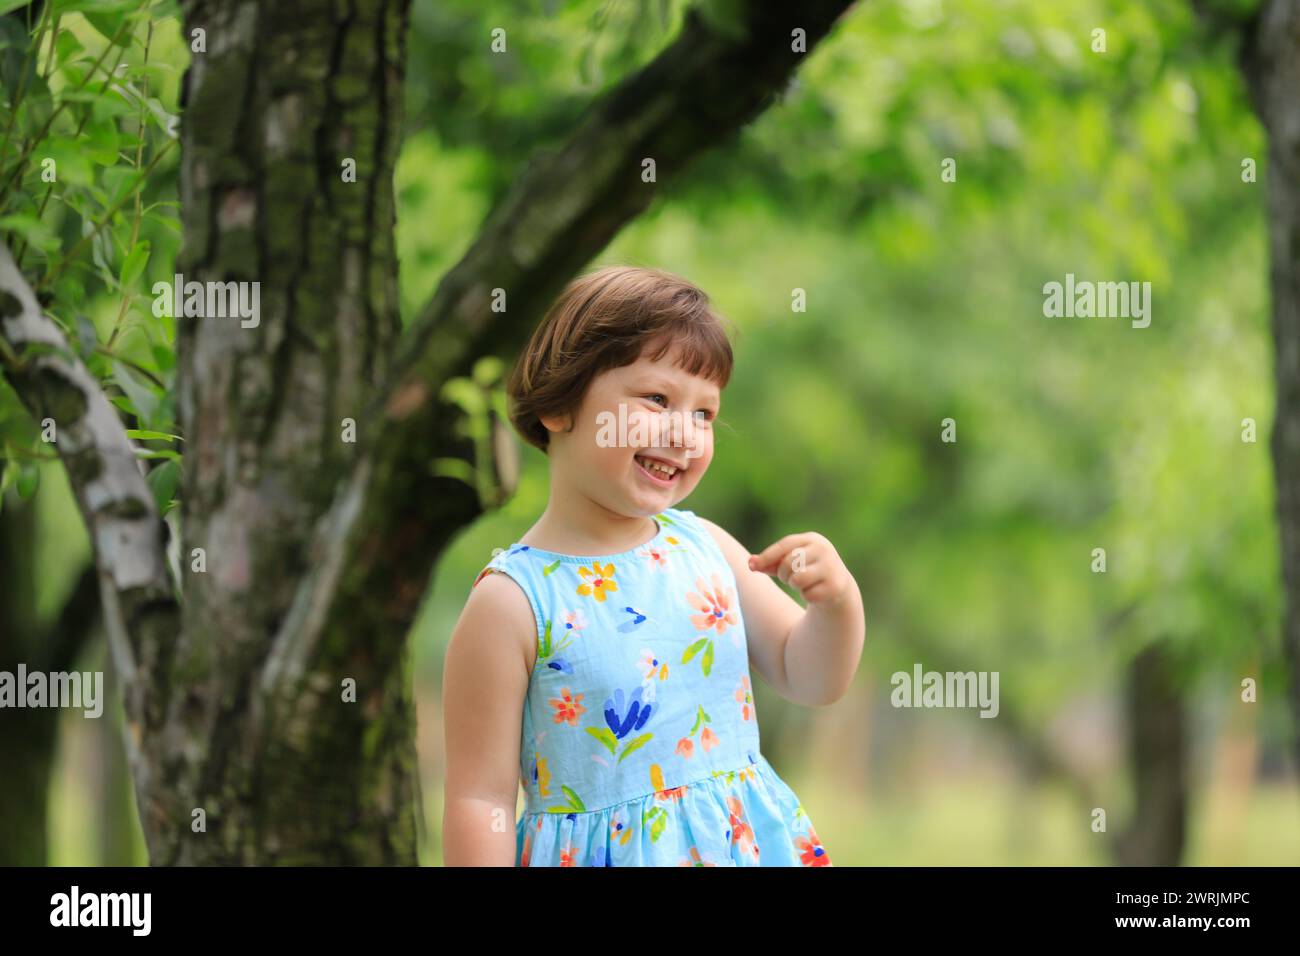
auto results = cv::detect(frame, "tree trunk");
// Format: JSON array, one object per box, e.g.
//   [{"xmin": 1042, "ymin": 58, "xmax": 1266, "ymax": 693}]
[
  {"xmin": 1116, "ymin": 643, "xmax": 1187, "ymax": 866},
  {"xmin": 1241, "ymin": 0, "xmax": 1300, "ymax": 785},
  {"xmin": 154, "ymin": 0, "xmax": 415, "ymax": 864}
]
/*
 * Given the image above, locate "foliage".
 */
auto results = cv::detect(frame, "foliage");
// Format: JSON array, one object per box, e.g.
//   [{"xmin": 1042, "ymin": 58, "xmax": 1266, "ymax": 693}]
[{"xmin": 0, "ymin": 0, "xmax": 184, "ymax": 515}]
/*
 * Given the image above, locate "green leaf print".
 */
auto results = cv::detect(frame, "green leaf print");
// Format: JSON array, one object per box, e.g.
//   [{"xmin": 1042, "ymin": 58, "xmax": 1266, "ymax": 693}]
[
  {"xmin": 682, "ymin": 637, "xmax": 715, "ymax": 677},
  {"xmin": 688, "ymin": 704, "xmax": 709, "ymax": 735},
  {"xmin": 587, "ymin": 726, "xmax": 619, "ymax": 754},
  {"xmin": 539, "ymin": 619, "xmax": 553, "ymax": 657},
  {"xmin": 655, "ymin": 512, "xmax": 677, "ymax": 526},
  {"xmin": 618, "ymin": 733, "xmax": 653, "ymax": 762},
  {"xmin": 643, "ymin": 806, "xmax": 668, "ymax": 843},
  {"xmin": 546, "ymin": 785, "xmax": 587, "ymax": 813},
  {"xmin": 542, "ymin": 559, "xmax": 562, "ymax": 577}
]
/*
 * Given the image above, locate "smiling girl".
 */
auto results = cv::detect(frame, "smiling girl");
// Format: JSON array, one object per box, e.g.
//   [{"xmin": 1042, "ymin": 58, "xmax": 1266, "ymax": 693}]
[{"xmin": 441, "ymin": 265, "xmax": 865, "ymax": 866}]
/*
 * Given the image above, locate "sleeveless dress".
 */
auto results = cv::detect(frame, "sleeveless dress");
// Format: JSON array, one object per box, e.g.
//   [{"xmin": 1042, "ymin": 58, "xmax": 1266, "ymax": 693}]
[{"xmin": 471, "ymin": 506, "xmax": 833, "ymax": 867}]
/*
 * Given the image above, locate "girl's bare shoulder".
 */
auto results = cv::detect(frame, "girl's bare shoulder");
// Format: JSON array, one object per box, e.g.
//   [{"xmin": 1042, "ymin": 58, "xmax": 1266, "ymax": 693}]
[{"xmin": 455, "ymin": 567, "xmax": 540, "ymax": 673}]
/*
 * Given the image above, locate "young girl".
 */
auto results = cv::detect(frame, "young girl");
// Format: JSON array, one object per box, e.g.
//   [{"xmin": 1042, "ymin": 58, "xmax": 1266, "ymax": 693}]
[{"xmin": 441, "ymin": 265, "xmax": 865, "ymax": 867}]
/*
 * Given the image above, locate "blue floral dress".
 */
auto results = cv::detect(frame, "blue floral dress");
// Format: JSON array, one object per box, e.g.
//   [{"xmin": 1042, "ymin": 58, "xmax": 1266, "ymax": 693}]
[{"xmin": 471, "ymin": 507, "xmax": 832, "ymax": 867}]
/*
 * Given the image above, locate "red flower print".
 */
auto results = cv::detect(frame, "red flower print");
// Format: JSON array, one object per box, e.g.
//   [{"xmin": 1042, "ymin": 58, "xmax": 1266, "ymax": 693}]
[
  {"xmin": 797, "ymin": 825, "xmax": 832, "ymax": 866},
  {"xmin": 727, "ymin": 795, "xmax": 759, "ymax": 859},
  {"xmin": 639, "ymin": 545, "xmax": 670, "ymax": 569},
  {"xmin": 700, "ymin": 727, "xmax": 719, "ymax": 752},
  {"xmin": 686, "ymin": 573, "xmax": 739, "ymax": 634},
  {"xmin": 676, "ymin": 737, "xmax": 694, "ymax": 758},
  {"xmin": 560, "ymin": 845, "xmax": 578, "ymax": 867},
  {"xmin": 549, "ymin": 688, "xmax": 586, "ymax": 725}
]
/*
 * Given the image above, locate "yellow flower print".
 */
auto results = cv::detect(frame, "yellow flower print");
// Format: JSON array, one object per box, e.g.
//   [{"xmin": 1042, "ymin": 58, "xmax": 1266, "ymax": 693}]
[{"xmin": 576, "ymin": 562, "xmax": 619, "ymax": 602}]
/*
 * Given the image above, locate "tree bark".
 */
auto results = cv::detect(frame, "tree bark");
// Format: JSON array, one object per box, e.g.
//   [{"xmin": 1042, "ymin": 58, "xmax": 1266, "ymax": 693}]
[
  {"xmin": 1115, "ymin": 643, "xmax": 1187, "ymax": 866},
  {"xmin": 1240, "ymin": 0, "xmax": 1300, "ymax": 784}
]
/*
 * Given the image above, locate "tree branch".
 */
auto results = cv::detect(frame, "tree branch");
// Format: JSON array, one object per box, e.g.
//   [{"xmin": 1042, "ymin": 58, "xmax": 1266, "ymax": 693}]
[{"xmin": 0, "ymin": 242, "xmax": 178, "ymax": 747}]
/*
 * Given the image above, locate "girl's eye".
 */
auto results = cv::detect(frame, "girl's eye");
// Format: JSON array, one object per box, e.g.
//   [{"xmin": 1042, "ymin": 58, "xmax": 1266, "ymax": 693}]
[
  {"xmin": 694, "ymin": 410, "xmax": 715, "ymax": 425},
  {"xmin": 646, "ymin": 394, "xmax": 669, "ymax": 407}
]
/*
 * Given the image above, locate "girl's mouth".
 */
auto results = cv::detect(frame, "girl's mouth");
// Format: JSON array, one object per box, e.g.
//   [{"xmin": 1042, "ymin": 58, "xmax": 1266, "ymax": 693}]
[{"xmin": 634, "ymin": 454, "xmax": 682, "ymax": 487}]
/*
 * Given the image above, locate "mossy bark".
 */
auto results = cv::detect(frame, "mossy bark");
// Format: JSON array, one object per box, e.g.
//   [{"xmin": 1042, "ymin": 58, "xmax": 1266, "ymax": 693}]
[{"xmin": 160, "ymin": 0, "xmax": 414, "ymax": 864}]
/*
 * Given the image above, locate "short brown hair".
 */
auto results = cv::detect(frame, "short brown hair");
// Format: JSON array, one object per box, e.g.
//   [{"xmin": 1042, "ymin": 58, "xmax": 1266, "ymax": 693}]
[{"xmin": 507, "ymin": 265, "xmax": 734, "ymax": 453}]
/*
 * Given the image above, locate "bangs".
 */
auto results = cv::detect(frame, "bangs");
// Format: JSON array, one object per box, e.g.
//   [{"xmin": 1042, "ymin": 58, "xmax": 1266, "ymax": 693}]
[{"xmin": 641, "ymin": 317, "xmax": 734, "ymax": 391}]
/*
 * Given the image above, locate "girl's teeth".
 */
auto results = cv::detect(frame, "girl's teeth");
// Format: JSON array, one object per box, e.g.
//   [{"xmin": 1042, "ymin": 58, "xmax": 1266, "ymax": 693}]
[{"xmin": 638, "ymin": 456, "xmax": 677, "ymax": 478}]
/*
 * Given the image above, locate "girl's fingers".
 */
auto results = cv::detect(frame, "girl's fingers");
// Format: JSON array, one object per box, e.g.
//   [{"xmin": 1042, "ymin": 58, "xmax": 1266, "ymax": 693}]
[{"xmin": 749, "ymin": 534, "xmax": 810, "ymax": 573}]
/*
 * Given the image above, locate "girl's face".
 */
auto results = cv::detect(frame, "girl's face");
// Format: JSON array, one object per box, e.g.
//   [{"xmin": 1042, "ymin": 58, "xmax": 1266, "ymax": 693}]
[{"xmin": 541, "ymin": 344, "xmax": 722, "ymax": 519}]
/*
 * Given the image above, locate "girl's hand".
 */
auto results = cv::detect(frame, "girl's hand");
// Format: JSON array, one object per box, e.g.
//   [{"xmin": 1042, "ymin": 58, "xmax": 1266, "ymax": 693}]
[{"xmin": 747, "ymin": 532, "xmax": 856, "ymax": 608}]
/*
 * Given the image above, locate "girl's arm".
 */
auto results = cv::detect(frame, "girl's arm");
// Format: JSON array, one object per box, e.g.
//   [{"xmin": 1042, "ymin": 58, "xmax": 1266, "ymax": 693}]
[
  {"xmin": 441, "ymin": 571, "xmax": 537, "ymax": 866},
  {"xmin": 701, "ymin": 517, "xmax": 864, "ymax": 707}
]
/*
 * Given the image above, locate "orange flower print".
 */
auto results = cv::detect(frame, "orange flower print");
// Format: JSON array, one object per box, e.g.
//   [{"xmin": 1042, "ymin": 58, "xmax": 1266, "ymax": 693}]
[
  {"xmin": 679, "ymin": 846, "xmax": 719, "ymax": 867},
  {"xmin": 687, "ymin": 573, "xmax": 738, "ymax": 634},
  {"xmin": 549, "ymin": 688, "xmax": 586, "ymax": 725},
  {"xmin": 576, "ymin": 562, "xmax": 619, "ymax": 602},
  {"xmin": 521, "ymin": 829, "xmax": 532, "ymax": 867},
  {"xmin": 735, "ymin": 675, "xmax": 754, "ymax": 721},
  {"xmin": 560, "ymin": 844, "xmax": 579, "ymax": 867},
  {"xmin": 726, "ymin": 795, "xmax": 760, "ymax": 860},
  {"xmin": 650, "ymin": 763, "xmax": 687, "ymax": 803},
  {"xmin": 677, "ymin": 704, "xmax": 716, "ymax": 758},
  {"xmin": 796, "ymin": 824, "xmax": 832, "ymax": 866}
]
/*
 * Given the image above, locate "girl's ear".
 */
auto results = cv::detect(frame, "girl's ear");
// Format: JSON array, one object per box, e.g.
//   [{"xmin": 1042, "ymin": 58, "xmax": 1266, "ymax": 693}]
[{"xmin": 539, "ymin": 411, "xmax": 572, "ymax": 434}]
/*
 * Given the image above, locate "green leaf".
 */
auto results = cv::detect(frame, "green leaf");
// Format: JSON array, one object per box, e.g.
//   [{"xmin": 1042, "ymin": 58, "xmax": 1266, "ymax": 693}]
[
  {"xmin": 84, "ymin": 116, "xmax": 120, "ymax": 165},
  {"xmin": 102, "ymin": 165, "xmax": 140, "ymax": 207},
  {"xmin": 0, "ymin": 214, "xmax": 60, "ymax": 252},
  {"xmin": 133, "ymin": 448, "xmax": 181, "ymax": 461},
  {"xmin": 126, "ymin": 428, "xmax": 182, "ymax": 442},
  {"xmin": 112, "ymin": 359, "xmax": 160, "ymax": 426},
  {"xmin": 471, "ymin": 355, "xmax": 503, "ymax": 388},
  {"xmin": 54, "ymin": 29, "xmax": 84, "ymax": 67},
  {"xmin": 16, "ymin": 461, "xmax": 39, "ymax": 499},
  {"xmin": 150, "ymin": 342, "xmax": 174, "ymax": 373},
  {"xmin": 430, "ymin": 456, "xmax": 475, "ymax": 486},
  {"xmin": 118, "ymin": 240, "xmax": 150, "ymax": 288},
  {"xmin": 40, "ymin": 137, "xmax": 95, "ymax": 187},
  {"xmin": 542, "ymin": 558, "xmax": 561, "ymax": 576},
  {"xmin": 145, "ymin": 458, "xmax": 179, "ymax": 512},
  {"xmin": 560, "ymin": 785, "xmax": 585, "ymax": 811},
  {"xmin": 702, "ymin": 640, "xmax": 714, "ymax": 677}
]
